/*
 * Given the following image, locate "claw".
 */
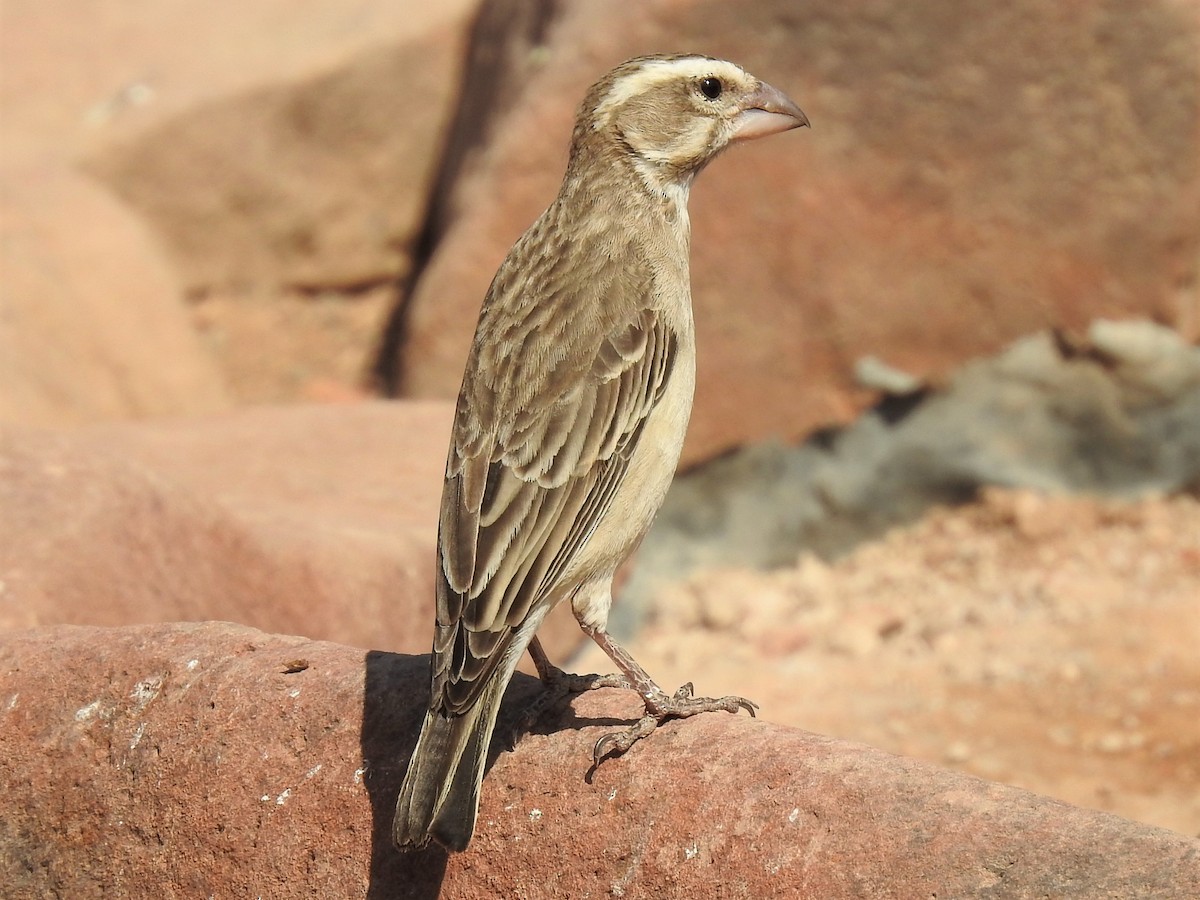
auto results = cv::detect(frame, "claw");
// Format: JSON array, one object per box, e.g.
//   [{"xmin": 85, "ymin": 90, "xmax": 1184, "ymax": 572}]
[
  {"xmin": 590, "ymin": 690, "xmax": 758, "ymax": 769},
  {"xmin": 593, "ymin": 733, "xmax": 618, "ymax": 766},
  {"xmin": 593, "ymin": 714, "xmax": 658, "ymax": 766}
]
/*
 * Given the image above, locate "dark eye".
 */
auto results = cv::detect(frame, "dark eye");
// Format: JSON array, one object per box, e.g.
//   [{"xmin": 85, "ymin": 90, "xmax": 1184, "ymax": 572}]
[{"xmin": 699, "ymin": 77, "xmax": 723, "ymax": 100}]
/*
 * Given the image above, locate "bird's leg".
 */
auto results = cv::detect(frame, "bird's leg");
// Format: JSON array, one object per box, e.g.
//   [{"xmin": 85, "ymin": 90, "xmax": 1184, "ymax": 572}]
[
  {"xmin": 581, "ymin": 624, "xmax": 757, "ymax": 765},
  {"xmin": 508, "ymin": 637, "xmax": 633, "ymax": 746}
]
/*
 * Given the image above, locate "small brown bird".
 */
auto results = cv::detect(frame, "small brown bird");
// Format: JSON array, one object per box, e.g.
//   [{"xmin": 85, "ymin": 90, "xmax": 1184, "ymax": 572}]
[{"xmin": 394, "ymin": 53, "xmax": 808, "ymax": 852}]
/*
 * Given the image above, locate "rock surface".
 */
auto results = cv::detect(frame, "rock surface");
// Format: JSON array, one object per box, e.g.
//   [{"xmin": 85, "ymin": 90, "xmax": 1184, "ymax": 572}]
[
  {"xmin": 5, "ymin": 0, "xmax": 477, "ymax": 292},
  {"xmin": 0, "ymin": 400, "xmax": 585, "ymax": 661},
  {"xmin": 387, "ymin": 0, "xmax": 1200, "ymax": 463},
  {"xmin": 0, "ymin": 164, "xmax": 230, "ymax": 427},
  {"xmin": 0, "ymin": 0, "xmax": 478, "ymax": 416},
  {"xmin": 85, "ymin": 37, "xmax": 467, "ymax": 295},
  {"xmin": 3, "ymin": 621, "xmax": 1198, "ymax": 898},
  {"xmin": 0, "ymin": 403, "xmax": 445, "ymax": 649}
]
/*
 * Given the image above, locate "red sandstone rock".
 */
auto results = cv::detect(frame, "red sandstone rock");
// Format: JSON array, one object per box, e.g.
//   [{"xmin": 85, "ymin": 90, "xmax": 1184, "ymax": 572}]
[
  {"xmin": 0, "ymin": 401, "xmax": 585, "ymax": 661},
  {"xmin": 1, "ymin": 0, "xmax": 477, "ymax": 415},
  {"xmin": 3, "ymin": 0, "xmax": 478, "ymax": 294},
  {"xmin": 1, "ymin": 621, "xmax": 1197, "ymax": 898},
  {"xmin": 0, "ymin": 165, "xmax": 229, "ymax": 426},
  {"xmin": 0, "ymin": 403, "xmax": 446, "ymax": 650}
]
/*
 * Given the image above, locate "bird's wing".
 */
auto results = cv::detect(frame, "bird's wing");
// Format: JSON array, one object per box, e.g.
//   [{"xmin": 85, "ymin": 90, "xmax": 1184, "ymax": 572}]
[{"xmin": 431, "ymin": 265, "xmax": 677, "ymax": 715}]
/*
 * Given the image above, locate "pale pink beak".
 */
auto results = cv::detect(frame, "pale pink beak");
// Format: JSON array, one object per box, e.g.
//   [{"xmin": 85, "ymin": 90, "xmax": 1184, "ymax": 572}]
[{"xmin": 731, "ymin": 80, "xmax": 810, "ymax": 141}]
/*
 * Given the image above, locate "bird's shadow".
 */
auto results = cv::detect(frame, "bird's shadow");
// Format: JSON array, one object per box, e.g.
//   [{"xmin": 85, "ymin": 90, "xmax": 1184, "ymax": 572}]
[
  {"xmin": 360, "ymin": 650, "xmax": 447, "ymax": 897},
  {"xmin": 360, "ymin": 650, "xmax": 637, "ymax": 896}
]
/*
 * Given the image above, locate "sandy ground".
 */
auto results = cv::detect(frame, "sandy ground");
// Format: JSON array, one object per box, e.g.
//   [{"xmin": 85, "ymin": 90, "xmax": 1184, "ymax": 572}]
[{"xmin": 574, "ymin": 488, "xmax": 1200, "ymax": 837}]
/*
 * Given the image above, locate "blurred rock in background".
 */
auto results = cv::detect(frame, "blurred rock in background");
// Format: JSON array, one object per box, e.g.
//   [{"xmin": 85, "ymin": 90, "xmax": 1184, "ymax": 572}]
[
  {"xmin": 3, "ymin": 0, "xmax": 478, "ymax": 415},
  {"xmin": 619, "ymin": 319, "xmax": 1200, "ymax": 624}
]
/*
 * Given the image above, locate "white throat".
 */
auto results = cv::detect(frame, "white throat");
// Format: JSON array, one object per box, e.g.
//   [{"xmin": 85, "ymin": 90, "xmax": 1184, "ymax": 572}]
[{"xmin": 630, "ymin": 155, "xmax": 693, "ymax": 230}]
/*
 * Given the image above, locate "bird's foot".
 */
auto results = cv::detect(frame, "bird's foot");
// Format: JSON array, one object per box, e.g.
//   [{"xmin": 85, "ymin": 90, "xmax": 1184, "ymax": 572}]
[
  {"xmin": 592, "ymin": 682, "xmax": 757, "ymax": 765},
  {"xmin": 508, "ymin": 668, "xmax": 632, "ymax": 748},
  {"xmin": 540, "ymin": 663, "xmax": 634, "ymax": 695}
]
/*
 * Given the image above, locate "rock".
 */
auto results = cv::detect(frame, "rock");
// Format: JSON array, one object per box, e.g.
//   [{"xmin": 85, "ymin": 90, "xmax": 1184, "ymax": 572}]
[
  {"xmin": 1088, "ymin": 318, "xmax": 1200, "ymax": 398},
  {"xmin": 5, "ymin": 0, "xmax": 478, "ymax": 293},
  {"xmin": 2, "ymin": 0, "xmax": 478, "ymax": 411},
  {"xmin": 1, "ymin": 621, "xmax": 1197, "ymax": 897},
  {"xmin": 0, "ymin": 165, "xmax": 229, "ymax": 426},
  {"xmin": 854, "ymin": 355, "xmax": 925, "ymax": 395},
  {"xmin": 0, "ymin": 401, "xmax": 585, "ymax": 662},
  {"xmin": 85, "ymin": 35, "xmax": 469, "ymax": 294},
  {"xmin": 385, "ymin": 0, "xmax": 1200, "ymax": 464},
  {"xmin": 0, "ymin": 403, "xmax": 445, "ymax": 651}
]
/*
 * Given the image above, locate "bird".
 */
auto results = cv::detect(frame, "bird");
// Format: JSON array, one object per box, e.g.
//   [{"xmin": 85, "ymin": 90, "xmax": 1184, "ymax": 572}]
[{"xmin": 393, "ymin": 53, "xmax": 809, "ymax": 853}]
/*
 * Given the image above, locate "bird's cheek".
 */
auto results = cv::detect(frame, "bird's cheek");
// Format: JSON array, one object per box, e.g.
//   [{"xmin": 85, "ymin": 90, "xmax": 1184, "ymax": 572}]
[{"xmin": 673, "ymin": 118, "xmax": 722, "ymax": 165}]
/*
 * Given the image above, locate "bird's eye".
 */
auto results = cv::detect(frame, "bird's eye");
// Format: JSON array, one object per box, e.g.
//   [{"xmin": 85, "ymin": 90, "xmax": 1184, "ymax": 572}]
[{"xmin": 699, "ymin": 77, "xmax": 723, "ymax": 100}]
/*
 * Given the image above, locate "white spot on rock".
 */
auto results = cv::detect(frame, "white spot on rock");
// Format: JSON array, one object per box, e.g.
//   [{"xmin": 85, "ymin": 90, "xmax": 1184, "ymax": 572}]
[
  {"xmin": 275, "ymin": 788, "xmax": 291, "ymax": 805},
  {"xmin": 130, "ymin": 675, "xmax": 163, "ymax": 711},
  {"xmin": 353, "ymin": 767, "xmax": 366, "ymax": 785},
  {"xmin": 186, "ymin": 659, "xmax": 199, "ymax": 671},
  {"xmin": 684, "ymin": 842, "xmax": 699, "ymax": 861},
  {"xmin": 304, "ymin": 764, "xmax": 322, "ymax": 780},
  {"xmin": 529, "ymin": 808, "xmax": 542, "ymax": 822},
  {"xmin": 75, "ymin": 699, "xmax": 103, "ymax": 722},
  {"xmin": 788, "ymin": 807, "xmax": 801, "ymax": 824}
]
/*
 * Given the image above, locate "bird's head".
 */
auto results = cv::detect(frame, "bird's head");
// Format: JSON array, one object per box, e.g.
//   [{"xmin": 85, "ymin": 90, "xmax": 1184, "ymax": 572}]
[{"xmin": 572, "ymin": 54, "xmax": 809, "ymax": 192}]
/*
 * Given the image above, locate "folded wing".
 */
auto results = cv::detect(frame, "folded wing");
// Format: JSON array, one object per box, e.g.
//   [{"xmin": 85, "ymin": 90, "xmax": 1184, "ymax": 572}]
[{"xmin": 433, "ymin": 303, "xmax": 677, "ymax": 714}]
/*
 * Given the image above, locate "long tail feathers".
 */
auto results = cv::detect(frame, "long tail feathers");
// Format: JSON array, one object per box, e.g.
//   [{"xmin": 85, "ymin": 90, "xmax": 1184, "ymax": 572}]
[{"xmin": 392, "ymin": 677, "xmax": 507, "ymax": 852}]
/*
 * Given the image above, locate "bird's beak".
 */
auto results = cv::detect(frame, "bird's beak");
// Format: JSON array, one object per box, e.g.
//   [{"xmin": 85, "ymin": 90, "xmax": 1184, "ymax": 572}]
[{"xmin": 731, "ymin": 80, "xmax": 810, "ymax": 142}]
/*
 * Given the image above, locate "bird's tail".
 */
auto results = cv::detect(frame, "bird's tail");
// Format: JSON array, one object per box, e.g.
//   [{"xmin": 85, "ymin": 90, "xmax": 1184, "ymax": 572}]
[{"xmin": 392, "ymin": 675, "xmax": 507, "ymax": 852}]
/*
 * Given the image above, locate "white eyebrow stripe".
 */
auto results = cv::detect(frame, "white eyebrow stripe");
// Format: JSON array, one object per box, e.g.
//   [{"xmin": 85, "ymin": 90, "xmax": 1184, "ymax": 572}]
[{"xmin": 592, "ymin": 57, "xmax": 749, "ymax": 128}]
